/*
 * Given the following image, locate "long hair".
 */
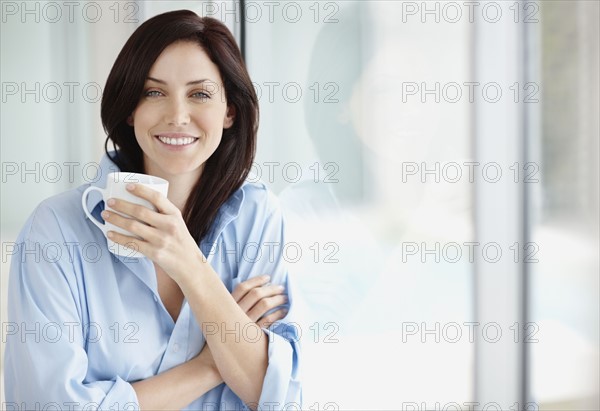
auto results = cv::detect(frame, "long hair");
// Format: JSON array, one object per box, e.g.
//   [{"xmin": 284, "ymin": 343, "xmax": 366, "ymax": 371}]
[{"xmin": 101, "ymin": 10, "xmax": 258, "ymax": 243}]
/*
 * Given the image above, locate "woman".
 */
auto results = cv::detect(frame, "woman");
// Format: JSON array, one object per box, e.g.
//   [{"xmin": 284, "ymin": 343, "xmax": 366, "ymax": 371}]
[{"xmin": 4, "ymin": 10, "xmax": 301, "ymax": 410}]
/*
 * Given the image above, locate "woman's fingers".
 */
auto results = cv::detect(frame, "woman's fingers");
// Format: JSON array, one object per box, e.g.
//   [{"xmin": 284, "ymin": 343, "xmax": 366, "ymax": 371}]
[
  {"xmin": 102, "ymin": 209, "xmax": 160, "ymax": 242},
  {"xmin": 104, "ymin": 183, "xmax": 180, "ymax": 229},
  {"xmin": 231, "ymin": 275, "xmax": 288, "ymax": 325},
  {"xmin": 125, "ymin": 183, "xmax": 179, "ymax": 215},
  {"xmin": 246, "ymin": 294, "xmax": 288, "ymax": 322},
  {"xmin": 105, "ymin": 198, "xmax": 163, "ymax": 228},
  {"xmin": 236, "ymin": 284, "xmax": 286, "ymax": 313},
  {"xmin": 257, "ymin": 307, "xmax": 289, "ymax": 329},
  {"xmin": 105, "ymin": 230, "xmax": 146, "ymax": 256},
  {"xmin": 231, "ymin": 275, "xmax": 271, "ymax": 302}
]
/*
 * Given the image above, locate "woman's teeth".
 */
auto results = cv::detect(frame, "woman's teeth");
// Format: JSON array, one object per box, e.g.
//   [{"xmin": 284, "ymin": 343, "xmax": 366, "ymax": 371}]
[{"xmin": 157, "ymin": 136, "xmax": 197, "ymax": 146}]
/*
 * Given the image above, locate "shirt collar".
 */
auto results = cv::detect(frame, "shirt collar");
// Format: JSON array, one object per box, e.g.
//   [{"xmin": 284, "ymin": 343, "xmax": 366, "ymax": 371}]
[
  {"xmin": 86, "ymin": 151, "xmax": 247, "ymax": 243},
  {"xmin": 201, "ymin": 185, "xmax": 245, "ymax": 253}
]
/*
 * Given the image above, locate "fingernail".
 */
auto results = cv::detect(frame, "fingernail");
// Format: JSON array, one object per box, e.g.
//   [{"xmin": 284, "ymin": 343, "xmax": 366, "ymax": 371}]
[
  {"xmin": 107, "ymin": 231, "xmax": 114, "ymax": 239},
  {"xmin": 101, "ymin": 211, "xmax": 109, "ymax": 219},
  {"xmin": 263, "ymin": 275, "xmax": 271, "ymax": 281},
  {"xmin": 126, "ymin": 183, "xmax": 135, "ymax": 191},
  {"xmin": 278, "ymin": 285, "xmax": 285, "ymax": 291},
  {"xmin": 107, "ymin": 198, "xmax": 115, "ymax": 206}
]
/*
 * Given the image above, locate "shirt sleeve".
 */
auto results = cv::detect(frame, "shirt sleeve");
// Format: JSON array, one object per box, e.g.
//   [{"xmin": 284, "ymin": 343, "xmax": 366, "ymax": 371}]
[
  {"xmin": 3, "ymin": 205, "xmax": 140, "ymax": 409},
  {"xmin": 232, "ymin": 190, "xmax": 303, "ymax": 410}
]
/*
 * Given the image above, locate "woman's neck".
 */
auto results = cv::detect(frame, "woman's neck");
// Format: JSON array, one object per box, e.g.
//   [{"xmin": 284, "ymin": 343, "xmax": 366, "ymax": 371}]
[
  {"xmin": 165, "ymin": 174, "xmax": 197, "ymax": 212},
  {"xmin": 144, "ymin": 163, "xmax": 203, "ymax": 212}
]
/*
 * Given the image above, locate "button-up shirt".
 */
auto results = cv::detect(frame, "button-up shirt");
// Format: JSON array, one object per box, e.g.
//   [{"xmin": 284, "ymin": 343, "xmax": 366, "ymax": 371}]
[{"xmin": 4, "ymin": 153, "xmax": 302, "ymax": 410}]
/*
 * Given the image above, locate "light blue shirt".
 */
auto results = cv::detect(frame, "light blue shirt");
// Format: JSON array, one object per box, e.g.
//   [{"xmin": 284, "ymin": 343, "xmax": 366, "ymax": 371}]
[{"xmin": 4, "ymin": 153, "xmax": 302, "ymax": 410}]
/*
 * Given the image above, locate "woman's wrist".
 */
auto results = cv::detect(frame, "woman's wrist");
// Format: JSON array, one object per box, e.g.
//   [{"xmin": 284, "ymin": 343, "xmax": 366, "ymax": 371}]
[
  {"xmin": 176, "ymin": 250, "xmax": 214, "ymax": 293},
  {"xmin": 194, "ymin": 346, "xmax": 222, "ymax": 384}
]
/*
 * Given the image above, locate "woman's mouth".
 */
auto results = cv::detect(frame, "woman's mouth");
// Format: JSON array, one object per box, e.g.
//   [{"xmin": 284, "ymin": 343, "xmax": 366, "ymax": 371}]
[{"xmin": 155, "ymin": 135, "xmax": 199, "ymax": 146}]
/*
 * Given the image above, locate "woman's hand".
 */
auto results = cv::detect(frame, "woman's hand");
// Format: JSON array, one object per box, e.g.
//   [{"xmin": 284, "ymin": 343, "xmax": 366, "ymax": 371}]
[
  {"xmin": 232, "ymin": 275, "xmax": 288, "ymax": 329},
  {"xmin": 101, "ymin": 183, "xmax": 203, "ymax": 282}
]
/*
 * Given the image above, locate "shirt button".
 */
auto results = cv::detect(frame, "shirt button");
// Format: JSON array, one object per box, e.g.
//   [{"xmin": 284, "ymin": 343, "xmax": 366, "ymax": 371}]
[
  {"xmin": 173, "ymin": 343, "xmax": 180, "ymax": 353},
  {"xmin": 153, "ymin": 295, "xmax": 158, "ymax": 302}
]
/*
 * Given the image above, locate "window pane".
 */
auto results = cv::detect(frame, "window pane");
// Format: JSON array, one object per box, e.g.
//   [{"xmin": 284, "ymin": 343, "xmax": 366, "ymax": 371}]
[
  {"xmin": 247, "ymin": 1, "xmax": 474, "ymax": 407},
  {"xmin": 528, "ymin": 1, "xmax": 600, "ymax": 409}
]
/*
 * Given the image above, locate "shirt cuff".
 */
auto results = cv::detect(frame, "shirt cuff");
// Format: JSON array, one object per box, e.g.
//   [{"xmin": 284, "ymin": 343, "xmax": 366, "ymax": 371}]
[
  {"xmin": 257, "ymin": 326, "xmax": 302, "ymax": 410},
  {"xmin": 87, "ymin": 375, "xmax": 140, "ymax": 410}
]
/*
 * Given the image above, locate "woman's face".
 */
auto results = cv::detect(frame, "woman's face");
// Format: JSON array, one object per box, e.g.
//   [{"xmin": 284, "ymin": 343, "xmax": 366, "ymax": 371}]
[{"xmin": 129, "ymin": 41, "xmax": 234, "ymax": 180}]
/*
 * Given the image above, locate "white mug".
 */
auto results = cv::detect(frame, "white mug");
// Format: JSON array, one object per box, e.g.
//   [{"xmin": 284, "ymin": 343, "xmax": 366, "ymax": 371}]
[{"xmin": 81, "ymin": 172, "xmax": 169, "ymax": 258}]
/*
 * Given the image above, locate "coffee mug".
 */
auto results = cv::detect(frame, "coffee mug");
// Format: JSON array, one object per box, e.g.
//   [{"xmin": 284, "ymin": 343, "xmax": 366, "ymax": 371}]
[{"xmin": 81, "ymin": 172, "xmax": 169, "ymax": 258}]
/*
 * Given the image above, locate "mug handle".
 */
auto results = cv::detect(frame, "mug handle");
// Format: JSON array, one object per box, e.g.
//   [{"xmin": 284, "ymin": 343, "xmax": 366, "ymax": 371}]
[{"xmin": 81, "ymin": 186, "xmax": 107, "ymax": 234}]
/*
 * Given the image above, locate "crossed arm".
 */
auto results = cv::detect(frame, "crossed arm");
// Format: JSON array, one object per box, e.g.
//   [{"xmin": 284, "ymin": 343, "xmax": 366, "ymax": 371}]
[
  {"xmin": 104, "ymin": 184, "xmax": 290, "ymax": 410},
  {"xmin": 130, "ymin": 275, "xmax": 288, "ymax": 410}
]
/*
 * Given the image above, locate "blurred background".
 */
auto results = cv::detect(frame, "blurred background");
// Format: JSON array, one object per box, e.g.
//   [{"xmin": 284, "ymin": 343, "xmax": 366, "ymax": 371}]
[{"xmin": 1, "ymin": 1, "xmax": 598, "ymax": 409}]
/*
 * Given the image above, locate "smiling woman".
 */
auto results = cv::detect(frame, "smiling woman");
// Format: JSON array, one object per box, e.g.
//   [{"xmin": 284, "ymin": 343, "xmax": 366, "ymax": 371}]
[
  {"xmin": 101, "ymin": 11, "xmax": 257, "ymax": 244},
  {"xmin": 4, "ymin": 10, "xmax": 301, "ymax": 411},
  {"xmin": 127, "ymin": 41, "xmax": 235, "ymax": 211}
]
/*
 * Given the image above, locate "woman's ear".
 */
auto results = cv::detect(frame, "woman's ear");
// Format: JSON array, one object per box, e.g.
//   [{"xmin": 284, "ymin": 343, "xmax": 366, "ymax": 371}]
[{"xmin": 223, "ymin": 105, "xmax": 235, "ymax": 129}]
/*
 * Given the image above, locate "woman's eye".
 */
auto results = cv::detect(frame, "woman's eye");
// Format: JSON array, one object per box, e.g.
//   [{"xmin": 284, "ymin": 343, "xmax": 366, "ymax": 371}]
[
  {"xmin": 145, "ymin": 90, "xmax": 163, "ymax": 97},
  {"xmin": 192, "ymin": 91, "xmax": 211, "ymax": 100}
]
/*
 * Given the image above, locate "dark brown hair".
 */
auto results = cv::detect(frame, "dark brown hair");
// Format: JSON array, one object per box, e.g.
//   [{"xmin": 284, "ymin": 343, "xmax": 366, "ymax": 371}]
[{"xmin": 101, "ymin": 10, "xmax": 258, "ymax": 243}]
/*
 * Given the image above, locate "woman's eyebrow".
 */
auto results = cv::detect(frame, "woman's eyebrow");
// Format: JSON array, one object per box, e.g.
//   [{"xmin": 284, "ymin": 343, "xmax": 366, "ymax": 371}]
[{"xmin": 146, "ymin": 76, "xmax": 211, "ymax": 86}]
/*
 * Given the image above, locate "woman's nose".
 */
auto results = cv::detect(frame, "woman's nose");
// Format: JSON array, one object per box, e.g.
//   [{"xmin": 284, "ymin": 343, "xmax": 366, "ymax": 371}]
[{"xmin": 164, "ymin": 98, "xmax": 190, "ymax": 126}]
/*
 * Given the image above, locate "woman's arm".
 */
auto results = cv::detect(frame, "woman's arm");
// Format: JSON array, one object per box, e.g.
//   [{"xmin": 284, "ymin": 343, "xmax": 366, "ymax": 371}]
[
  {"xmin": 132, "ymin": 278, "xmax": 287, "ymax": 410},
  {"xmin": 105, "ymin": 184, "xmax": 298, "ymax": 409},
  {"xmin": 132, "ymin": 344, "xmax": 222, "ymax": 410},
  {"xmin": 178, "ymin": 263, "xmax": 271, "ymax": 407}
]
